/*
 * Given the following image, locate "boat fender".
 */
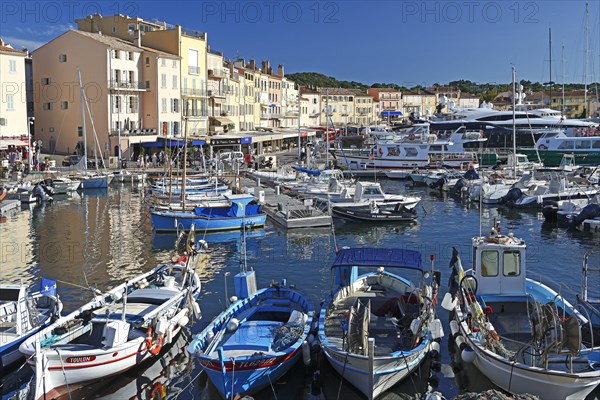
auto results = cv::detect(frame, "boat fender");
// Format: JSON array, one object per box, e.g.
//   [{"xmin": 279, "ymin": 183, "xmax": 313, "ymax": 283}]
[
  {"xmin": 307, "ymin": 333, "xmax": 315, "ymax": 345},
  {"xmin": 156, "ymin": 318, "xmax": 169, "ymax": 336},
  {"xmin": 192, "ymin": 302, "xmax": 201, "ymax": 318},
  {"xmin": 226, "ymin": 318, "xmax": 239, "ymax": 333},
  {"xmin": 455, "ymin": 335, "xmax": 468, "ymax": 351},
  {"xmin": 302, "ymin": 340, "xmax": 311, "ymax": 366},
  {"xmin": 441, "ymin": 293, "xmax": 457, "ymax": 311},
  {"xmin": 410, "ymin": 319, "xmax": 421, "ymax": 335},
  {"xmin": 149, "ymin": 382, "xmax": 166, "ymax": 399},
  {"xmin": 206, "ymin": 330, "xmax": 215, "ymax": 343},
  {"xmin": 425, "ymin": 391, "xmax": 443, "ymax": 400},
  {"xmin": 174, "ymin": 309, "xmax": 189, "ymax": 327},
  {"xmin": 449, "ymin": 320, "xmax": 460, "ymax": 339},
  {"xmin": 430, "ymin": 319, "xmax": 444, "ymax": 340},
  {"xmin": 229, "ymin": 296, "xmax": 238, "ymax": 304},
  {"xmin": 461, "ymin": 346, "xmax": 476, "ymax": 363},
  {"xmin": 429, "ymin": 341, "xmax": 441, "ymax": 360},
  {"xmin": 166, "ymin": 325, "xmax": 174, "ymax": 344}
]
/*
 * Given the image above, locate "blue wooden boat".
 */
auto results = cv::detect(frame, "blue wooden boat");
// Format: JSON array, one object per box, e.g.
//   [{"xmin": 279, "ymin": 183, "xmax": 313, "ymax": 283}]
[
  {"xmin": 188, "ymin": 271, "xmax": 314, "ymax": 398},
  {"xmin": 79, "ymin": 174, "xmax": 111, "ymax": 189},
  {"xmin": 150, "ymin": 194, "xmax": 266, "ymax": 232},
  {"xmin": 0, "ymin": 281, "xmax": 62, "ymax": 373},
  {"xmin": 319, "ymin": 248, "xmax": 442, "ymax": 399}
]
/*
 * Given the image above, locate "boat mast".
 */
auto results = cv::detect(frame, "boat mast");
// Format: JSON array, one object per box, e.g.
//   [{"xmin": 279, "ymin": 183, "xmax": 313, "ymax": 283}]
[
  {"xmin": 562, "ymin": 44, "xmax": 565, "ymax": 116},
  {"xmin": 549, "ymin": 28, "xmax": 552, "ymax": 110},
  {"xmin": 181, "ymin": 102, "xmax": 189, "ymax": 210},
  {"xmin": 512, "ymin": 66, "xmax": 517, "ymax": 178},
  {"xmin": 77, "ymin": 68, "xmax": 87, "ymax": 170},
  {"xmin": 325, "ymin": 88, "xmax": 329, "ymax": 168},
  {"xmin": 583, "ymin": 0, "xmax": 589, "ymax": 118}
]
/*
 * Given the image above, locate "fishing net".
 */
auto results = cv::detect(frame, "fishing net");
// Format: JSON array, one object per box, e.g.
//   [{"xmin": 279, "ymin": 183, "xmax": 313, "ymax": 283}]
[{"xmin": 272, "ymin": 316, "xmax": 306, "ymax": 352}]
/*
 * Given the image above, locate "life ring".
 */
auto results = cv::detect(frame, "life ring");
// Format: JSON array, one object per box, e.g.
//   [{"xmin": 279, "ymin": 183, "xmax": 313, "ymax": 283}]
[
  {"xmin": 538, "ymin": 144, "xmax": 548, "ymax": 150},
  {"xmin": 145, "ymin": 327, "xmax": 164, "ymax": 356}
]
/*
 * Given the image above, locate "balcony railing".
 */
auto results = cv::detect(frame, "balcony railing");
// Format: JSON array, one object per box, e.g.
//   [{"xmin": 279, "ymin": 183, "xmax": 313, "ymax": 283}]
[
  {"xmin": 208, "ymin": 89, "xmax": 226, "ymax": 98},
  {"xmin": 208, "ymin": 69, "xmax": 225, "ymax": 79},
  {"xmin": 110, "ymin": 128, "xmax": 157, "ymax": 136},
  {"xmin": 182, "ymin": 88, "xmax": 207, "ymax": 97},
  {"xmin": 187, "ymin": 110, "xmax": 209, "ymax": 118},
  {"xmin": 188, "ymin": 66, "xmax": 201, "ymax": 75},
  {"xmin": 108, "ymin": 80, "xmax": 147, "ymax": 90}
]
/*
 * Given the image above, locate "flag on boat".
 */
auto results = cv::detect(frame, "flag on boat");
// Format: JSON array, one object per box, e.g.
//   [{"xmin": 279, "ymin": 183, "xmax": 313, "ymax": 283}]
[{"xmin": 40, "ymin": 278, "xmax": 57, "ymax": 297}]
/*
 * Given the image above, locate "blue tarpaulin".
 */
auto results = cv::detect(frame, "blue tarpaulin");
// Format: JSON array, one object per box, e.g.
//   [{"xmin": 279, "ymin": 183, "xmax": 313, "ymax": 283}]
[
  {"xmin": 332, "ymin": 248, "xmax": 422, "ymax": 271},
  {"xmin": 292, "ymin": 166, "xmax": 322, "ymax": 176},
  {"xmin": 191, "ymin": 140, "xmax": 206, "ymax": 146}
]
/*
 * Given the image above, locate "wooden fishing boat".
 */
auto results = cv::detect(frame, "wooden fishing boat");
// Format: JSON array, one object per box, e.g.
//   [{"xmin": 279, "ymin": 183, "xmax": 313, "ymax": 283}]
[
  {"xmin": 447, "ymin": 221, "xmax": 600, "ymax": 399},
  {"xmin": 319, "ymin": 248, "xmax": 442, "ymax": 399}
]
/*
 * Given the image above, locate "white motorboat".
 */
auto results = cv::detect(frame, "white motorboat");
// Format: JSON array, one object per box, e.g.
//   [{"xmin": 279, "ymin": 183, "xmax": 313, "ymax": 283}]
[
  {"xmin": 20, "ymin": 239, "xmax": 202, "ymax": 400},
  {"xmin": 447, "ymin": 220, "xmax": 600, "ymax": 399},
  {"xmin": 0, "ymin": 281, "xmax": 62, "ymax": 372},
  {"xmin": 319, "ymin": 248, "xmax": 442, "ymax": 399},
  {"xmin": 329, "ymin": 181, "xmax": 421, "ymax": 210}
]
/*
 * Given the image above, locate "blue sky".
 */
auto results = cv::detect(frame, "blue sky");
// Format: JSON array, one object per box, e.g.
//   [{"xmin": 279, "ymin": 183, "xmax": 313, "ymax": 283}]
[{"xmin": 1, "ymin": 1, "xmax": 598, "ymax": 86}]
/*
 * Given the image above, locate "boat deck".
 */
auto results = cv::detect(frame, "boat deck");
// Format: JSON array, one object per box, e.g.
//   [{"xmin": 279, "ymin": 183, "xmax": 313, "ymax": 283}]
[{"xmin": 324, "ymin": 288, "xmax": 419, "ymax": 356}]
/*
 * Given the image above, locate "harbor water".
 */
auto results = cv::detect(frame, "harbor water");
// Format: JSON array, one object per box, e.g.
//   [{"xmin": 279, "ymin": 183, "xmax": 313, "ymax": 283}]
[{"xmin": 1, "ymin": 180, "xmax": 599, "ymax": 399}]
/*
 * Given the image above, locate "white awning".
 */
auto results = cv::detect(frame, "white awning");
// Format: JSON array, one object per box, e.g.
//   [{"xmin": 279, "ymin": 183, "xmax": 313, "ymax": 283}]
[{"xmin": 0, "ymin": 139, "xmax": 28, "ymax": 150}]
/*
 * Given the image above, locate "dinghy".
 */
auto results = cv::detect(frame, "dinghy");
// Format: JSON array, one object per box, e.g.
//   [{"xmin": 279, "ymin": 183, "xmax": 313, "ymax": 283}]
[
  {"xmin": 447, "ymin": 220, "xmax": 600, "ymax": 399},
  {"xmin": 0, "ymin": 280, "xmax": 62, "ymax": 373},
  {"xmin": 20, "ymin": 232, "xmax": 202, "ymax": 400},
  {"xmin": 319, "ymin": 248, "xmax": 442, "ymax": 399}
]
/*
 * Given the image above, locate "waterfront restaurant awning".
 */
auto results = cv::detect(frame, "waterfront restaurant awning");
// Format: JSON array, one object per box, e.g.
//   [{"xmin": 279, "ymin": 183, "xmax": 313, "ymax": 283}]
[
  {"xmin": 142, "ymin": 141, "xmax": 164, "ymax": 148},
  {"xmin": 0, "ymin": 139, "xmax": 29, "ymax": 150},
  {"xmin": 191, "ymin": 140, "xmax": 206, "ymax": 146},
  {"xmin": 381, "ymin": 111, "xmax": 403, "ymax": 117}
]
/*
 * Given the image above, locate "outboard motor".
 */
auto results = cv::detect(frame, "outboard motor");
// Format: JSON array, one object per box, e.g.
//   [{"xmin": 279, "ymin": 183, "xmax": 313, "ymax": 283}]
[
  {"xmin": 448, "ymin": 178, "xmax": 466, "ymax": 198},
  {"xmin": 568, "ymin": 204, "xmax": 600, "ymax": 229},
  {"xmin": 32, "ymin": 184, "xmax": 53, "ymax": 202},
  {"xmin": 429, "ymin": 177, "xmax": 445, "ymax": 190},
  {"xmin": 500, "ymin": 187, "xmax": 523, "ymax": 204},
  {"xmin": 259, "ymin": 157, "xmax": 273, "ymax": 169},
  {"xmin": 542, "ymin": 200, "xmax": 559, "ymax": 222}
]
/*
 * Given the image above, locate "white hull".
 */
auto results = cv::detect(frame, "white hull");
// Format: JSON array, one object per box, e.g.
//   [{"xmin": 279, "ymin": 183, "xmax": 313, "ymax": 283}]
[{"xmin": 322, "ymin": 344, "xmax": 428, "ymax": 399}]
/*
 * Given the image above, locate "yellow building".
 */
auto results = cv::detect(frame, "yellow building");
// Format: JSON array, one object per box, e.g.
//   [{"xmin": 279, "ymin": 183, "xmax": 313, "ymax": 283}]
[
  {"xmin": 526, "ymin": 90, "xmax": 596, "ymax": 118},
  {"xmin": 350, "ymin": 89, "xmax": 374, "ymax": 126},
  {"xmin": 402, "ymin": 89, "xmax": 437, "ymax": 118}
]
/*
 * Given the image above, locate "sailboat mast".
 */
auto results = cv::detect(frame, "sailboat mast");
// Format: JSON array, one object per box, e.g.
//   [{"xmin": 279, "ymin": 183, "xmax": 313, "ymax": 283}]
[
  {"xmin": 583, "ymin": 0, "xmax": 589, "ymax": 118},
  {"xmin": 562, "ymin": 44, "xmax": 565, "ymax": 116},
  {"xmin": 512, "ymin": 66, "xmax": 517, "ymax": 178},
  {"xmin": 181, "ymin": 101, "xmax": 189, "ymax": 210},
  {"xmin": 549, "ymin": 28, "xmax": 552, "ymax": 109},
  {"xmin": 325, "ymin": 88, "xmax": 329, "ymax": 168},
  {"xmin": 77, "ymin": 68, "xmax": 88, "ymax": 168}
]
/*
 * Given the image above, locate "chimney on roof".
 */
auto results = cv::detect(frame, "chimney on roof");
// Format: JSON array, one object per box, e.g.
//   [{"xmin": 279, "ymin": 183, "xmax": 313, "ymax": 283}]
[
  {"xmin": 261, "ymin": 60, "xmax": 269, "ymax": 74},
  {"xmin": 277, "ymin": 64, "xmax": 284, "ymax": 77},
  {"xmin": 133, "ymin": 29, "xmax": 141, "ymax": 47},
  {"xmin": 267, "ymin": 66, "xmax": 272, "ymax": 75},
  {"xmin": 248, "ymin": 59, "xmax": 256, "ymax": 70}
]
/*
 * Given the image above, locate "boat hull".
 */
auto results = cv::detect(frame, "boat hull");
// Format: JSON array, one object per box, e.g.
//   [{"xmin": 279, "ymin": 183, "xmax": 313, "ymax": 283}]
[
  {"xmin": 519, "ymin": 149, "xmax": 600, "ymax": 167},
  {"xmin": 150, "ymin": 212, "xmax": 267, "ymax": 232},
  {"xmin": 81, "ymin": 176, "xmax": 109, "ymax": 189},
  {"xmin": 321, "ymin": 343, "xmax": 429, "ymax": 399}
]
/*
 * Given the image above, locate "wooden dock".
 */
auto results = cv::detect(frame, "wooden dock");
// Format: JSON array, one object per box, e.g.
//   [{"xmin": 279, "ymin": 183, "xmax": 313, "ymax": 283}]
[{"xmin": 228, "ymin": 176, "xmax": 332, "ymax": 229}]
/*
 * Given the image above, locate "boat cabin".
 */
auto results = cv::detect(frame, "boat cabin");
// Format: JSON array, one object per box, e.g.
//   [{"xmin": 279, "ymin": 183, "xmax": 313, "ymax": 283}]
[{"xmin": 471, "ymin": 229, "xmax": 527, "ymax": 296}]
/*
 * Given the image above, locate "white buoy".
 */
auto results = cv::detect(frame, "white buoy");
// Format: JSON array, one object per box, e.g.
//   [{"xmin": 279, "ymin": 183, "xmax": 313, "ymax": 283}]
[
  {"xmin": 302, "ymin": 340, "xmax": 311, "ymax": 366},
  {"xmin": 455, "ymin": 335, "xmax": 467, "ymax": 351},
  {"xmin": 229, "ymin": 296, "xmax": 238, "ymax": 304},
  {"xmin": 226, "ymin": 318, "xmax": 239, "ymax": 333},
  {"xmin": 429, "ymin": 341, "xmax": 441, "ymax": 359},
  {"xmin": 461, "ymin": 347, "xmax": 476, "ymax": 363}
]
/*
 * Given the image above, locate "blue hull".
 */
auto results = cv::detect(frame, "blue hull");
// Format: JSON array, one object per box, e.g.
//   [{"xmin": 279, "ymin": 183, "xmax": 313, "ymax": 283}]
[
  {"xmin": 0, "ymin": 323, "xmax": 48, "ymax": 374},
  {"xmin": 81, "ymin": 177, "xmax": 109, "ymax": 189},
  {"xmin": 150, "ymin": 211, "xmax": 266, "ymax": 232}
]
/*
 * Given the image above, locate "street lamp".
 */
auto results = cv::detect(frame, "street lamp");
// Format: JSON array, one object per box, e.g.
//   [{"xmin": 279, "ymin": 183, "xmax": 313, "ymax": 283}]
[{"xmin": 27, "ymin": 117, "xmax": 35, "ymax": 171}]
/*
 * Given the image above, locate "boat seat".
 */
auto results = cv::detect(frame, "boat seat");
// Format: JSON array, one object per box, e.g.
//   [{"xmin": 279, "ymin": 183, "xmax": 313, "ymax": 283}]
[{"xmin": 127, "ymin": 288, "xmax": 179, "ymax": 305}]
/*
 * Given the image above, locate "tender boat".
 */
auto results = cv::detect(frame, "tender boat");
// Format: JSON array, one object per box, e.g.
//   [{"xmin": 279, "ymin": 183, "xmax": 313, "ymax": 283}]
[
  {"xmin": 447, "ymin": 220, "xmax": 600, "ymax": 399},
  {"xmin": 19, "ymin": 234, "xmax": 202, "ymax": 400},
  {"xmin": 188, "ymin": 271, "xmax": 314, "ymax": 398},
  {"xmin": 319, "ymin": 248, "xmax": 442, "ymax": 399},
  {"xmin": 328, "ymin": 181, "xmax": 421, "ymax": 210},
  {"xmin": 332, "ymin": 203, "xmax": 417, "ymax": 222},
  {"xmin": 0, "ymin": 281, "xmax": 62, "ymax": 373}
]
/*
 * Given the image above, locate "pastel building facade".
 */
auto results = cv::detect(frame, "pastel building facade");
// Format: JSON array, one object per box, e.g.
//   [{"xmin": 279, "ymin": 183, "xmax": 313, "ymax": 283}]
[{"xmin": 1, "ymin": 39, "xmax": 28, "ymax": 144}]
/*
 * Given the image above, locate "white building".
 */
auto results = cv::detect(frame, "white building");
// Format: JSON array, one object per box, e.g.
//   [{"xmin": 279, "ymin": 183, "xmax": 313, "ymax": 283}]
[{"xmin": 1, "ymin": 39, "xmax": 29, "ymax": 147}]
